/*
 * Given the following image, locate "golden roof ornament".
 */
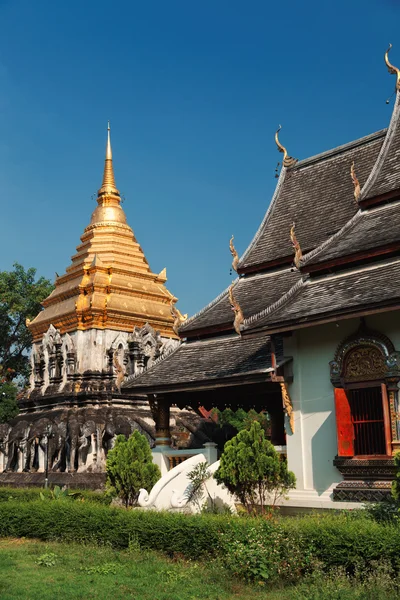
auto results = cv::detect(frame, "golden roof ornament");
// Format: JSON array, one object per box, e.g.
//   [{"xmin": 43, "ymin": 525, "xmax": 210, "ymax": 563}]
[
  {"xmin": 229, "ymin": 235, "xmax": 239, "ymax": 273},
  {"xmin": 290, "ymin": 223, "xmax": 303, "ymax": 268},
  {"xmin": 275, "ymin": 125, "xmax": 298, "ymax": 169},
  {"xmin": 385, "ymin": 44, "xmax": 400, "ymax": 91},
  {"xmin": 280, "ymin": 382, "xmax": 294, "ymax": 434},
  {"xmin": 350, "ymin": 161, "xmax": 361, "ymax": 202},
  {"xmin": 170, "ymin": 301, "xmax": 188, "ymax": 335},
  {"xmin": 228, "ymin": 283, "xmax": 244, "ymax": 336}
]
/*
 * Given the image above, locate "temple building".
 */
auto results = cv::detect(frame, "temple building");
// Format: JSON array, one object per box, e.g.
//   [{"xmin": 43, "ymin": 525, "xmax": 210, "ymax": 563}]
[
  {"xmin": 123, "ymin": 46, "xmax": 400, "ymax": 507},
  {"xmin": 0, "ymin": 125, "xmax": 206, "ymax": 485}
]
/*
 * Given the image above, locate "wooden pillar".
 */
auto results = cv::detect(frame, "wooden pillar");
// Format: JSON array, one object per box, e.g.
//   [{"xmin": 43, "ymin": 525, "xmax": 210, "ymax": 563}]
[
  {"xmin": 154, "ymin": 397, "xmax": 171, "ymax": 447},
  {"xmin": 387, "ymin": 380, "xmax": 400, "ymax": 455},
  {"xmin": 381, "ymin": 383, "xmax": 392, "ymax": 457}
]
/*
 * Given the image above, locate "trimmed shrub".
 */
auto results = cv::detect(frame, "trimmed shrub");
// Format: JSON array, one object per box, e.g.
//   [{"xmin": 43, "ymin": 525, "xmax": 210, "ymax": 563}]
[
  {"xmin": 214, "ymin": 421, "xmax": 296, "ymax": 513},
  {"xmin": 106, "ymin": 432, "xmax": 160, "ymax": 507},
  {"xmin": 0, "ymin": 501, "xmax": 400, "ymax": 582}
]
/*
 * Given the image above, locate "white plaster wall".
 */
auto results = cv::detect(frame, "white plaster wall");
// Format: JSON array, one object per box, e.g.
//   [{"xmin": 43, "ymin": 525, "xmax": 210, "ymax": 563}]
[{"xmin": 285, "ymin": 311, "xmax": 400, "ymax": 499}]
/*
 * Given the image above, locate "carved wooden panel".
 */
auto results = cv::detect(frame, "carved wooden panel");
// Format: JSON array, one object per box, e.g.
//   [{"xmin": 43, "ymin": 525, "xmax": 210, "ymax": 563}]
[{"xmin": 343, "ymin": 346, "xmax": 386, "ymax": 382}]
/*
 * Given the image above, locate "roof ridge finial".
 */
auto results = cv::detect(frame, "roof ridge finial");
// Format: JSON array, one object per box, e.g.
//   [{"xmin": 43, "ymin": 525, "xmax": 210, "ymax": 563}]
[
  {"xmin": 350, "ymin": 161, "xmax": 361, "ymax": 202},
  {"xmin": 98, "ymin": 121, "xmax": 120, "ymax": 197},
  {"xmin": 385, "ymin": 44, "xmax": 400, "ymax": 91},
  {"xmin": 228, "ymin": 282, "xmax": 244, "ymax": 336},
  {"xmin": 275, "ymin": 125, "xmax": 298, "ymax": 169},
  {"xmin": 290, "ymin": 222, "xmax": 303, "ymax": 269},
  {"xmin": 229, "ymin": 235, "xmax": 239, "ymax": 273}
]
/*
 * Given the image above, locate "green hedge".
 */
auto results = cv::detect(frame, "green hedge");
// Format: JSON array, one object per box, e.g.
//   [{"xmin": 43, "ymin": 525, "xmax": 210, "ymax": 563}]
[
  {"xmin": 0, "ymin": 501, "xmax": 399, "ymax": 582},
  {"xmin": 0, "ymin": 487, "xmax": 111, "ymax": 505}
]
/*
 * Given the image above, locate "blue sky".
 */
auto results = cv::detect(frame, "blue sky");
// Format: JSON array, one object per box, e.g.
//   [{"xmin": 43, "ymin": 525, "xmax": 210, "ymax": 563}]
[{"xmin": 0, "ymin": 0, "xmax": 399, "ymax": 317}]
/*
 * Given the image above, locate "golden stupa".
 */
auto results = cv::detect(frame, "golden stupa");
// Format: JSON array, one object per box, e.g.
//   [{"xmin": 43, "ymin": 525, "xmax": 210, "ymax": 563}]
[{"xmin": 29, "ymin": 124, "xmax": 179, "ymax": 341}]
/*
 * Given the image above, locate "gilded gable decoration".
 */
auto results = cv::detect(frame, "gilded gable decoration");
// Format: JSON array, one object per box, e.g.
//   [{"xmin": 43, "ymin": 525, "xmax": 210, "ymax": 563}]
[
  {"xmin": 350, "ymin": 162, "xmax": 361, "ymax": 202},
  {"xmin": 290, "ymin": 223, "xmax": 303, "ymax": 268},
  {"xmin": 275, "ymin": 125, "xmax": 298, "ymax": 169},
  {"xmin": 228, "ymin": 283, "xmax": 244, "ymax": 336},
  {"xmin": 229, "ymin": 235, "xmax": 239, "ymax": 273},
  {"xmin": 385, "ymin": 44, "xmax": 400, "ymax": 91}
]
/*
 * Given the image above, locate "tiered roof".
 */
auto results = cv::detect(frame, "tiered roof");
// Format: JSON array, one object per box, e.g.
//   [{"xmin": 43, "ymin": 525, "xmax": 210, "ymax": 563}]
[{"xmin": 123, "ymin": 48, "xmax": 400, "ymax": 393}]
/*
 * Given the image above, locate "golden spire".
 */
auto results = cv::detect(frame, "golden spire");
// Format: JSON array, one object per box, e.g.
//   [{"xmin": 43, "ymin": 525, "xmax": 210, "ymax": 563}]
[
  {"xmin": 275, "ymin": 125, "xmax": 298, "ymax": 169},
  {"xmin": 350, "ymin": 162, "xmax": 361, "ymax": 202},
  {"xmin": 290, "ymin": 223, "xmax": 303, "ymax": 268},
  {"xmin": 229, "ymin": 235, "xmax": 239, "ymax": 273},
  {"xmin": 385, "ymin": 44, "xmax": 400, "ymax": 91},
  {"xmin": 98, "ymin": 122, "xmax": 120, "ymax": 197}
]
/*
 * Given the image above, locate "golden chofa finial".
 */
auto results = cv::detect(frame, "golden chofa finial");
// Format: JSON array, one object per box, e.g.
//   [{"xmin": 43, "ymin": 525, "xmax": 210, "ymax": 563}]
[
  {"xmin": 98, "ymin": 121, "xmax": 120, "ymax": 196},
  {"xmin": 228, "ymin": 283, "xmax": 244, "ymax": 336},
  {"xmin": 275, "ymin": 125, "xmax": 298, "ymax": 169},
  {"xmin": 385, "ymin": 44, "xmax": 400, "ymax": 91},
  {"xmin": 229, "ymin": 235, "xmax": 239, "ymax": 273},
  {"xmin": 350, "ymin": 161, "xmax": 361, "ymax": 202},
  {"xmin": 170, "ymin": 301, "xmax": 188, "ymax": 335},
  {"xmin": 290, "ymin": 223, "xmax": 303, "ymax": 269}
]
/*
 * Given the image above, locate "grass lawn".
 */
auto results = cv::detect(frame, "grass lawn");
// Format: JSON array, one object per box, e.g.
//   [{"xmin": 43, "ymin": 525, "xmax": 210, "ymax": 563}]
[
  {"xmin": 1, "ymin": 537, "xmax": 400, "ymax": 600},
  {"xmin": 0, "ymin": 538, "xmax": 275, "ymax": 600}
]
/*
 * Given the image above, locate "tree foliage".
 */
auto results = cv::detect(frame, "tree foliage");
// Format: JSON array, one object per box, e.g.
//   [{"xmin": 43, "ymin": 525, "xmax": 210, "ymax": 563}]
[
  {"xmin": 106, "ymin": 432, "xmax": 161, "ymax": 507},
  {"xmin": 214, "ymin": 421, "xmax": 296, "ymax": 513},
  {"xmin": 212, "ymin": 408, "xmax": 270, "ymax": 434},
  {"xmin": 0, "ymin": 263, "xmax": 53, "ymax": 383},
  {"xmin": 0, "ymin": 367, "xmax": 18, "ymax": 423}
]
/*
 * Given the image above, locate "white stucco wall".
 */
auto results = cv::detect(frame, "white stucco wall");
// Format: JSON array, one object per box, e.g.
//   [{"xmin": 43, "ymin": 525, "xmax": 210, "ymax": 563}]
[{"xmin": 284, "ymin": 310, "xmax": 400, "ymax": 506}]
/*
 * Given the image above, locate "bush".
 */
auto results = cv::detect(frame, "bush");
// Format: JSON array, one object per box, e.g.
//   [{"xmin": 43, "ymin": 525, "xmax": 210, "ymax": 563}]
[
  {"xmin": 0, "ymin": 487, "xmax": 111, "ymax": 505},
  {"xmin": 0, "ymin": 501, "xmax": 400, "ymax": 583},
  {"xmin": 214, "ymin": 421, "xmax": 296, "ymax": 513},
  {"xmin": 106, "ymin": 432, "xmax": 160, "ymax": 507}
]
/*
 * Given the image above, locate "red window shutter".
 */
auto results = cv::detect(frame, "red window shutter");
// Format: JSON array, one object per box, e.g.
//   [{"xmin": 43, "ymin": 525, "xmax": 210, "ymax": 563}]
[{"xmin": 334, "ymin": 388, "xmax": 354, "ymax": 457}]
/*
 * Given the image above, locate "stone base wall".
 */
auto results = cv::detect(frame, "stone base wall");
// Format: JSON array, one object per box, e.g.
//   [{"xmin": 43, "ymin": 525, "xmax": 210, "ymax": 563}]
[{"xmin": 0, "ymin": 471, "xmax": 106, "ymax": 490}]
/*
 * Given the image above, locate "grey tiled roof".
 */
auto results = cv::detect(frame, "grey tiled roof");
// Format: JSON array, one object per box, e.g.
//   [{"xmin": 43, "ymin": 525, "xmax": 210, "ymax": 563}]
[
  {"xmin": 301, "ymin": 200, "xmax": 400, "ymax": 268},
  {"xmin": 180, "ymin": 268, "xmax": 300, "ymax": 336},
  {"xmin": 245, "ymin": 258, "xmax": 400, "ymax": 331},
  {"xmin": 123, "ymin": 335, "xmax": 274, "ymax": 391},
  {"xmin": 362, "ymin": 94, "xmax": 400, "ymax": 201},
  {"xmin": 238, "ymin": 131, "xmax": 385, "ymax": 271}
]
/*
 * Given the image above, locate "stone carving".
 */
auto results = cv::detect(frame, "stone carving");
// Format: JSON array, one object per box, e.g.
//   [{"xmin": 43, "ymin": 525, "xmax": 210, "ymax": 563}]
[{"xmin": 3, "ymin": 408, "xmax": 157, "ymax": 475}]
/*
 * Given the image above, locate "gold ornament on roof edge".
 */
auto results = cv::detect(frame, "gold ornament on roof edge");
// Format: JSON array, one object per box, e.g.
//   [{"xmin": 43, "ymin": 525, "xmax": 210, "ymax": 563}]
[
  {"xmin": 170, "ymin": 301, "xmax": 188, "ymax": 335},
  {"xmin": 228, "ymin": 283, "xmax": 244, "ymax": 336},
  {"xmin": 275, "ymin": 125, "xmax": 298, "ymax": 169},
  {"xmin": 229, "ymin": 235, "xmax": 239, "ymax": 272},
  {"xmin": 280, "ymin": 382, "xmax": 294, "ymax": 434},
  {"xmin": 385, "ymin": 44, "xmax": 400, "ymax": 91},
  {"xmin": 350, "ymin": 161, "xmax": 361, "ymax": 202},
  {"xmin": 290, "ymin": 223, "xmax": 303, "ymax": 269}
]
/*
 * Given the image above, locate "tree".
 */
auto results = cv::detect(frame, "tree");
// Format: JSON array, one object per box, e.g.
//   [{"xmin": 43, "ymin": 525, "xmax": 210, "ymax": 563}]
[
  {"xmin": 106, "ymin": 432, "xmax": 161, "ymax": 507},
  {"xmin": 0, "ymin": 263, "xmax": 53, "ymax": 383},
  {"xmin": 0, "ymin": 367, "xmax": 18, "ymax": 423},
  {"xmin": 214, "ymin": 421, "xmax": 296, "ymax": 514}
]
